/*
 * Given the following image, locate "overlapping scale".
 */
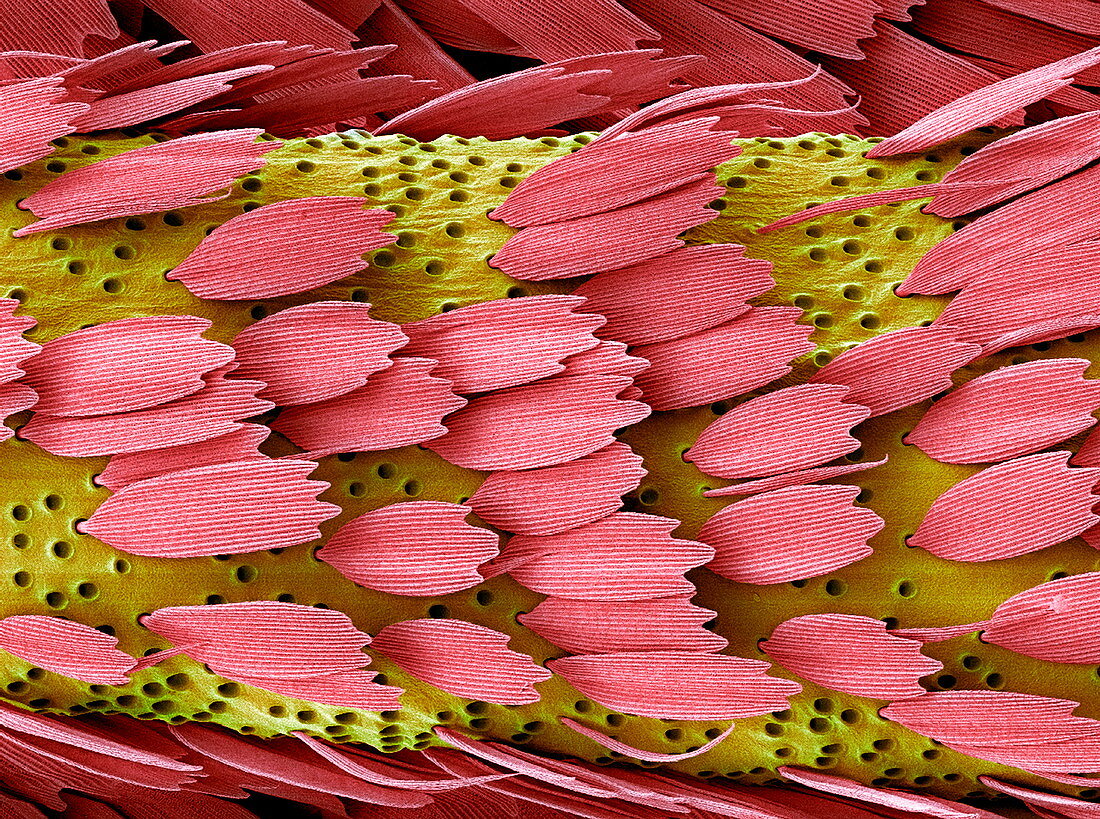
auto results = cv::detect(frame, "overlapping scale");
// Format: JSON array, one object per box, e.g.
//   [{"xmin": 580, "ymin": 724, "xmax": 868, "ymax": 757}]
[
  {"xmin": 230, "ymin": 301, "xmax": 408, "ymax": 405},
  {"xmin": 809, "ymin": 326, "xmax": 981, "ymax": 417},
  {"xmin": 517, "ymin": 595, "xmax": 728, "ymax": 653},
  {"xmin": 686, "ymin": 384, "xmax": 870, "ymax": 480},
  {"xmin": 698, "ymin": 485, "xmax": 882, "ymax": 584},
  {"xmin": 632, "ymin": 307, "xmax": 815, "ymax": 411},
  {"xmin": 546, "ymin": 652, "xmax": 802, "ymax": 720},
  {"xmin": 427, "ymin": 374, "xmax": 649, "ymax": 470},
  {"xmin": 899, "ymin": 163, "xmax": 1100, "ymax": 297},
  {"xmin": 0, "ymin": 383, "xmax": 36, "ymax": 442},
  {"xmin": 761, "ymin": 614, "xmax": 942, "ymax": 700},
  {"xmin": 981, "ymin": 572, "xmax": 1100, "ymax": 664},
  {"xmin": 13, "ymin": 129, "xmax": 280, "ymax": 236},
  {"xmin": 81, "ymin": 459, "xmax": 339, "ymax": 557},
  {"xmin": 18, "ymin": 315, "xmax": 233, "ymax": 417},
  {"xmin": 880, "ymin": 691, "xmax": 1100, "ymax": 747},
  {"xmin": 21, "ymin": 364, "xmax": 273, "ymax": 457},
  {"xmin": 908, "ymin": 451, "xmax": 1100, "ymax": 561},
  {"xmin": 702, "ymin": 0, "xmax": 880, "ymax": 60},
  {"xmin": 466, "ymin": 442, "xmax": 646, "ymax": 535},
  {"xmin": 272, "ymin": 357, "xmax": 466, "ymax": 456},
  {"xmin": 399, "ymin": 295, "xmax": 603, "ymax": 393},
  {"xmin": 868, "ymin": 46, "xmax": 1100, "ymax": 157},
  {"xmin": 571, "ymin": 245, "xmax": 773, "ymax": 346},
  {"xmin": 907, "ymin": 359, "xmax": 1100, "ymax": 463},
  {"xmin": 167, "ymin": 197, "xmax": 396, "ymax": 299},
  {"xmin": 95, "ymin": 423, "xmax": 270, "ymax": 491},
  {"xmin": 0, "ymin": 76, "xmax": 88, "ymax": 174},
  {"xmin": 371, "ymin": 619, "xmax": 550, "ymax": 705},
  {"xmin": 927, "ymin": 111, "xmax": 1100, "ymax": 217},
  {"xmin": 71, "ymin": 65, "xmax": 271, "ymax": 131},
  {"xmin": 559, "ymin": 339, "xmax": 648, "ymax": 381},
  {"xmin": 0, "ymin": 616, "xmax": 135, "ymax": 685},
  {"xmin": 142, "ymin": 601, "xmax": 378, "ymax": 679},
  {"xmin": 494, "ymin": 512, "xmax": 713, "ymax": 600},
  {"xmin": 490, "ymin": 175, "xmax": 725, "ymax": 281},
  {"xmin": 0, "ymin": 299, "xmax": 38, "ymax": 385},
  {"xmin": 316, "ymin": 501, "xmax": 499, "ymax": 596},
  {"xmin": 490, "ymin": 118, "xmax": 737, "ymax": 227}
]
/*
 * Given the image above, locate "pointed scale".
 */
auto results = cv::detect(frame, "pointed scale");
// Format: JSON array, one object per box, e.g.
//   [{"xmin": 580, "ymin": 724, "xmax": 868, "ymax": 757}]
[
  {"xmin": 517, "ymin": 595, "xmax": 729, "ymax": 654},
  {"xmin": 761, "ymin": 614, "xmax": 942, "ymax": 700},
  {"xmin": 686, "ymin": 383, "xmax": 870, "ymax": 480},
  {"xmin": 81, "ymin": 459, "xmax": 339, "ymax": 558},
  {"xmin": 927, "ymin": 110, "xmax": 1100, "ymax": 217},
  {"xmin": 907, "ymin": 358, "xmax": 1100, "ymax": 463},
  {"xmin": 466, "ymin": 441, "xmax": 647, "ymax": 536},
  {"xmin": 980, "ymin": 777, "xmax": 1100, "ymax": 819},
  {"xmin": 699, "ymin": 484, "xmax": 883, "ymax": 584},
  {"xmin": 230, "ymin": 301, "xmax": 408, "ymax": 406},
  {"xmin": 95, "ymin": 423, "xmax": 271, "ymax": 491},
  {"xmin": 632, "ymin": 307, "xmax": 816, "ymax": 411},
  {"xmin": 490, "ymin": 117, "xmax": 738, "ymax": 227},
  {"xmin": 18, "ymin": 315, "xmax": 233, "ymax": 417},
  {"xmin": 931, "ymin": 241, "xmax": 1100, "ymax": 344},
  {"xmin": 572, "ymin": 244, "xmax": 773, "ymax": 346},
  {"xmin": 427, "ymin": 374, "xmax": 649, "ymax": 470},
  {"xmin": 371, "ymin": 619, "xmax": 551, "ymax": 705},
  {"xmin": 0, "ymin": 384, "xmax": 34, "ymax": 443},
  {"xmin": 908, "ymin": 451, "xmax": 1100, "ymax": 561},
  {"xmin": 142, "ymin": 601, "xmax": 372, "ymax": 680},
  {"xmin": 703, "ymin": 458, "xmax": 888, "ymax": 498},
  {"xmin": 493, "ymin": 512, "xmax": 713, "ymax": 600},
  {"xmin": 490, "ymin": 175, "xmax": 724, "ymax": 281},
  {"xmin": 71, "ymin": 66, "xmax": 272, "ymax": 131},
  {"xmin": 167, "ymin": 724, "xmax": 426, "ymax": 809},
  {"xmin": 597, "ymin": 68, "xmax": 860, "ymax": 141},
  {"xmin": 561, "ymin": 718, "xmax": 735, "ymax": 763},
  {"xmin": 21, "ymin": 364, "xmax": 273, "ymax": 458},
  {"xmin": 166, "ymin": 197, "xmax": 396, "ymax": 300},
  {"xmin": 163, "ymin": 74, "xmax": 440, "ymax": 137},
  {"xmin": 0, "ymin": 298, "xmax": 38, "ymax": 385},
  {"xmin": 0, "ymin": 616, "xmax": 136, "ymax": 685},
  {"xmin": 374, "ymin": 63, "xmax": 611, "ymax": 141},
  {"xmin": 880, "ymin": 691, "xmax": 1100, "ymax": 747},
  {"xmin": 868, "ymin": 46, "xmax": 1100, "ymax": 157},
  {"xmin": 272, "ymin": 357, "xmax": 466, "ymax": 457},
  {"xmin": 559, "ymin": 339, "xmax": 648, "ymax": 381},
  {"xmin": 899, "ymin": 162, "xmax": 1100, "ymax": 297},
  {"xmin": 13, "ymin": 129, "xmax": 280, "ymax": 236},
  {"xmin": 809, "ymin": 325, "xmax": 981, "ymax": 417},
  {"xmin": 780, "ymin": 768, "xmax": 998, "ymax": 819},
  {"xmin": 547, "ymin": 652, "xmax": 802, "ymax": 720},
  {"xmin": 982, "ymin": 572, "xmax": 1100, "ymax": 664},
  {"xmin": 398, "ymin": 295, "xmax": 604, "ymax": 394},
  {"xmin": 0, "ymin": 77, "xmax": 89, "ymax": 174},
  {"xmin": 316, "ymin": 501, "xmax": 499, "ymax": 596}
]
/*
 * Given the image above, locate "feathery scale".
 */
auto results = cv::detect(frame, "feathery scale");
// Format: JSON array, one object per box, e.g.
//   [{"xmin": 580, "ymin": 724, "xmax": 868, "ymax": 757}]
[{"xmin": 4, "ymin": 127, "xmax": 1097, "ymax": 809}]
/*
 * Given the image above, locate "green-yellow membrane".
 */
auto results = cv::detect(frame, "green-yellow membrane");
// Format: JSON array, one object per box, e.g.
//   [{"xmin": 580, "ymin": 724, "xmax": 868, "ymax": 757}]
[{"xmin": 2, "ymin": 128, "xmax": 1095, "ymax": 804}]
